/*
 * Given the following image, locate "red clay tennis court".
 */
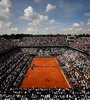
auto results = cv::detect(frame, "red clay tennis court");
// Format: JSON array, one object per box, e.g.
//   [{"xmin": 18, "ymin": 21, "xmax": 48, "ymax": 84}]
[{"xmin": 20, "ymin": 57, "xmax": 71, "ymax": 88}]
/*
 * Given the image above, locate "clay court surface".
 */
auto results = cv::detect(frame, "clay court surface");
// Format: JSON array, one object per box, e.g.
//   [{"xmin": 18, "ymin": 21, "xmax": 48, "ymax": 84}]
[{"xmin": 20, "ymin": 57, "xmax": 71, "ymax": 88}]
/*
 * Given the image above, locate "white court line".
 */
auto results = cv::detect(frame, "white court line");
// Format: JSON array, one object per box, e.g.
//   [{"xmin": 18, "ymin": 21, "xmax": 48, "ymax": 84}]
[{"xmin": 55, "ymin": 58, "xmax": 71, "ymax": 88}]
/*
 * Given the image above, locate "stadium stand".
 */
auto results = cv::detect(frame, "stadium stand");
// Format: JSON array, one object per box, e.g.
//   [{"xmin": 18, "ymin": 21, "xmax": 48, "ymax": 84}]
[
  {"xmin": 0, "ymin": 36, "xmax": 90, "ymax": 99},
  {"xmin": 19, "ymin": 37, "xmax": 67, "ymax": 46},
  {"xmin": 0, "ymin": 37, "xmax": 18, "ymax": 52},
  {"xmin": 69, "ymin": 37, "xmax": 90, "ymax": 53}
]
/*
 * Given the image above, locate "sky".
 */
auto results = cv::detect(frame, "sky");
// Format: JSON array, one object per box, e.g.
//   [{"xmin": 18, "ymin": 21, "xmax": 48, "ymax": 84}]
[{"xmin": 0, "ymin": 0, "xmax": 90, "ymax": 35}]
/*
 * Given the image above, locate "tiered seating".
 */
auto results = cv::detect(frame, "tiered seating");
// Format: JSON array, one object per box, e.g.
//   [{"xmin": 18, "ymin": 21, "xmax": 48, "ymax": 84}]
[
  {"xmin": 69, "ymin": 37, "xmax": 90, "ymax": 53},
  {"xmin": 13, "ymin": 57, "xmax": 33, "ymax": 88},
  {"xmin": 57, "ymin": 50, "xmax": 90, "ymax": 91},
  {"xmin": 0, "ymin": 88, "xmax": 89, "ymax": 99},
  {"xmin": 0, "ymin": 36, "xmax": 90, "ymax": 99},
  {"xmin": 0, "ymin": 38, "xmax": 18, "ymax": 52},
  {"xmin": 19, "ymin": 37, "xmax": 67, "ymax": 46},
  {"xmin": 0, "ymin": 52, "xmax": 33, "ymax": 91}
]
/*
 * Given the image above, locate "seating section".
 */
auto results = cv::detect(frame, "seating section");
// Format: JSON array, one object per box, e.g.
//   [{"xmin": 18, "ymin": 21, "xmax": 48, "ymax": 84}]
[
  {"xmin": 69, "ymin": 37, "xmax": 90, "ymax": 53},
  {"xmin": 0, "ymin": 38, "xmax": 18, "ymax": 52},
  {"xmin": 0, "ymin": 36, "xmax": 90, "ymax": 99},
  {"xmin": 0, "ymin": 51, "xmax": 33, "ymax": 91},
  {"xmin": 0, "ymin": 88, "xmax": 89, "ymax": 99},
  {"xmin": 57, "ymin": 50, "xmax": 90, "ymax": 91},
  {"xmin": 19, "ymin": 37, "xmax": 67, "ymax": 46}
]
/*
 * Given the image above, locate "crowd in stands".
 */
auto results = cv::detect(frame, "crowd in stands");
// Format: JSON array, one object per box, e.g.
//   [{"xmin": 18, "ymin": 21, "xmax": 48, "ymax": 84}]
[
  {"xmin": 37, "ymin": 49, "xmax": 51, "ymax": 56},
  {"xmin": 57, "ymin": 50, "xmax": 90, "ymax": 97},
  {"xmin": 0, "ymin": 50, "xmax": 33, "ymax": 91},
  {"xmin": 63, "ymin": 50, "xmax": 90, "ymax": 81},
  {"xmin": 0, "ymin": 36, "xmax": 90, "ymax": 99},
  {"xmin": 36, "ymin": 48, "xmax": 66, "ymax": 56},
  {"xmin": 0, "ymin": 38, "xmax": 18, "ymax": 52},
  {"xmin": 0, "ymin": 88, "xmax": 89, "ymax": 100},
  {"xmin": 19, "ymin": 36, "xmax": 90, "ymax": 54},
  {"xmin": 51, "ymin": 48, "xmax": 66, "ymax": 55},
  {"xmin": 21, "ymin": 48, "xmax": 38, "ymax": 55},
  {"xmin": 0, "ymin": 36, "xmax": 90, "ymax": 54},
  {"xmin": 19, "ymin": 37, "xmax": 67, "ymax": 46},
  {"xmin": 69, "ymin": 37, "xmax": 90, "ymax": 53}
]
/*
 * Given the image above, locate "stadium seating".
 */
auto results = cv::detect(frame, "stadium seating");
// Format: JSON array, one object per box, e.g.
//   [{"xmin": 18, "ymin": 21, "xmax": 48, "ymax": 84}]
[{"xmin": 0, "ymin": 36, "xmax": 90, "ymax": 99}]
